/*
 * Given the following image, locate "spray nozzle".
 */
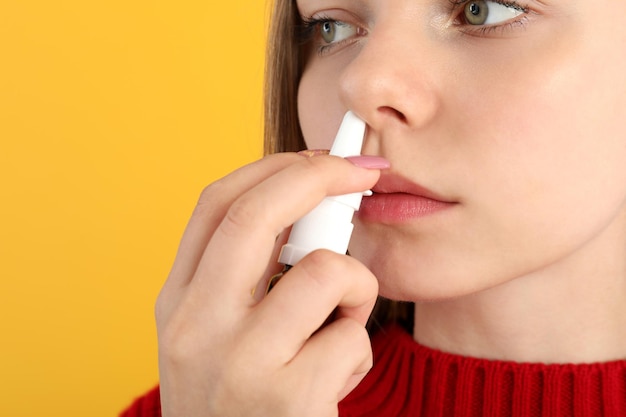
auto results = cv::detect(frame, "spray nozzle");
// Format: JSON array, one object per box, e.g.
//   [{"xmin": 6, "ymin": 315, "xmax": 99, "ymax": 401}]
[{"xmin": 277, "ymin": 111, "xmax": 368, "ymax": 267}]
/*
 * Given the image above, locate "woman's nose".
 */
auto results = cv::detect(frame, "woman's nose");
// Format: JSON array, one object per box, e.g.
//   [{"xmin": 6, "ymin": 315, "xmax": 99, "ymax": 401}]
[{"xmin": 339, "ymin": 16, "xmax": 441, "ymax": 133}]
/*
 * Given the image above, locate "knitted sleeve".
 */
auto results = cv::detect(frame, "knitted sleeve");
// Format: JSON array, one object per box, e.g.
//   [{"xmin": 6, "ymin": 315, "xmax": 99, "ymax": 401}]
[{"xmin": 120, "ymin": 385, "xmax": 161, "ymax": 417}]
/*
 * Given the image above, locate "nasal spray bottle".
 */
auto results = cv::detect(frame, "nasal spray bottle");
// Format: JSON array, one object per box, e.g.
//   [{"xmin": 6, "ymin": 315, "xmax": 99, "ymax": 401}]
[{"xmin": 267, "ymin": 111, "xmax": 369, "ymax": 292}]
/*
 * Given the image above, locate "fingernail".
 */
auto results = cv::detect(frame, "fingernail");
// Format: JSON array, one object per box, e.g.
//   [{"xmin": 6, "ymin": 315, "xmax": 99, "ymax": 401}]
[
  {"xmin": 345, "ymin": 155, "xmax": 391, "ymax": 169},
  {"xmin": 298, "ymin": 149, "xmax": 330, "ymax": 157}
]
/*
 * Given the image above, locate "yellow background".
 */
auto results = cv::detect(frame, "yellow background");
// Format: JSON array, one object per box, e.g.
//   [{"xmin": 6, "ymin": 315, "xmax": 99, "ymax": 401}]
[{"xmin": 0, "ymin": 1, "xmax": 268, "ymax": 416}]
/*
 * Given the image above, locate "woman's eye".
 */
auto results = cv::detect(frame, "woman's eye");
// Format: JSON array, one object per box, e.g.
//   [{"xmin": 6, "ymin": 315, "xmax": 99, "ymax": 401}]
[
  {"xmin": 320, "ymin": 20, "xmax": 357, "ymax": 44},
  {"xmin": 463, "ymin": 1, "xmax": 524, "ymax": 26}
]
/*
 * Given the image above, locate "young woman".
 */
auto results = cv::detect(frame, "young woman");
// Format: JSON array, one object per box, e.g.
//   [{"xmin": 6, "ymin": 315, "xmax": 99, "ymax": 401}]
[{"xmin": 122, "ymin": 0, "xmax": 626, "ymax": 415}]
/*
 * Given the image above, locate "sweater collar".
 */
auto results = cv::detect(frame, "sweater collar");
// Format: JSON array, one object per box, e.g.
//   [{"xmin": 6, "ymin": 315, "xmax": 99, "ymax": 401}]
[{"xmin": 340, "ymin": 325, "xmax": 626, "ymax": 416}]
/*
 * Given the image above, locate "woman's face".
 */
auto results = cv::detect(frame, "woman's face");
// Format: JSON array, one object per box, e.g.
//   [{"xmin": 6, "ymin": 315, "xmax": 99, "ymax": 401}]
[{"xmin": 296, "ymin": 0, "xmax": 626, "ymax": 301}]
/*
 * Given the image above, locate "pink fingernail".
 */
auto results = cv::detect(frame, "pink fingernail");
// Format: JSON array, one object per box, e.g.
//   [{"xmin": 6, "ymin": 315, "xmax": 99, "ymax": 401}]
[
  {"xmin": 345, "ymin": 155, "xmax": 391, "ymax": 169},
  {"xmin": 298, "ymin": 149, "xmax": 330, "ymax": 157}
]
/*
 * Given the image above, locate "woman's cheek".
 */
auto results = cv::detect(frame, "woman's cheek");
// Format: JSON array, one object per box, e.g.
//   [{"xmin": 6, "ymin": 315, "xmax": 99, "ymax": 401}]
[
  {"xmin": 297, "ymin": 59, "xmax": 351, "ymax": 150},
  {"xmin": 299, "ymin": 42, "xmax": 366, "ymax": 149}
]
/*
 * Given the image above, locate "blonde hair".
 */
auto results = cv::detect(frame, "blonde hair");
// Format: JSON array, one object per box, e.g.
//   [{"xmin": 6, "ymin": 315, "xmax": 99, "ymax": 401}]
[
  {"xmin": 264, "ymin": 0, "xmax": 305, "ymax": 155},
  {"xmin": 263, "ymin": 0, "xmax": 414, "ymax": 333}
]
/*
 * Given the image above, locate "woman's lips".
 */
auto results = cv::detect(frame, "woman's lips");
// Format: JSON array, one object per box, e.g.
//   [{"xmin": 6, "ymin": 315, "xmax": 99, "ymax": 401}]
[
  {"xmin": 357, "ymin": 173, "xmax": 456, "ymax": 223},
  {"xmin": 358, "ymin": 193, "xmax": 454, "ymax": 223}
]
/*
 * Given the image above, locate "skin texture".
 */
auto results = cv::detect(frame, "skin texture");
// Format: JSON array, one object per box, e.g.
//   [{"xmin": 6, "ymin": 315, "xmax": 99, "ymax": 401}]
[
  {"xmin": 157, "ymin": 153, "xmax": 384, "ymax": 416},
  {"xmin": 297, "ymin": 0, "xmax": 626, "ymax": 363},
  {"xmin": 157, "ymin": 1, "xmax": 626, "ymax": 416}
]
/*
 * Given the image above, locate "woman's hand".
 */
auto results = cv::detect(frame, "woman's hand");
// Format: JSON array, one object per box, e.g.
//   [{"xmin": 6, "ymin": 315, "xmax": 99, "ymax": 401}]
[{"xmin": 155, "ymin": 152, "xmax": 383, "ymax": 417}]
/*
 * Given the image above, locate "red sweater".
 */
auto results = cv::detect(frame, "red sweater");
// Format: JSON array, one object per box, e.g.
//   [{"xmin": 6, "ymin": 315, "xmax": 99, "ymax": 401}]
[{"xmin": 121, "ymin": 326, "xmax": 626, "ymax": 416}]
